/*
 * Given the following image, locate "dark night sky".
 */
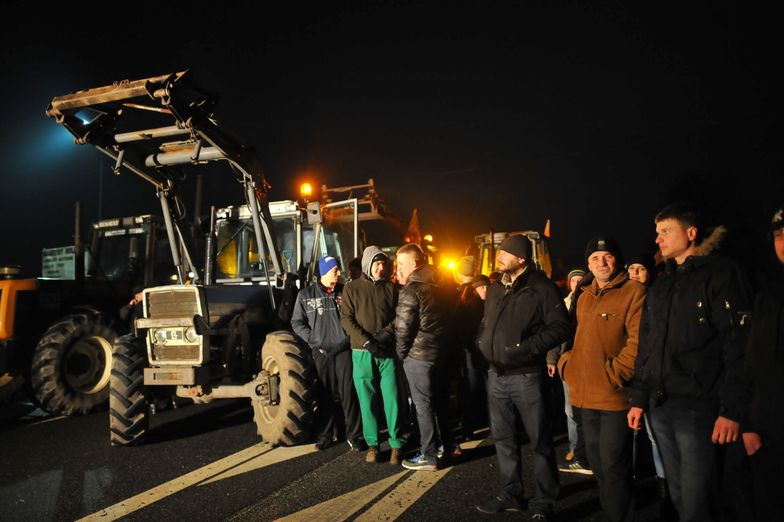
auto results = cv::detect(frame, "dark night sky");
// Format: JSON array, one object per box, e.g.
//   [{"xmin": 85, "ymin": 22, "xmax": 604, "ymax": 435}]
[{"xmin": 1, "ymin": 2, "xmax": 781, "ymax": 282}]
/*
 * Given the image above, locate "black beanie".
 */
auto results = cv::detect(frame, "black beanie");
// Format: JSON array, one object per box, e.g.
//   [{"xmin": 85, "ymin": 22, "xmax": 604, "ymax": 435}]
[
  {"xmin": 499, "ymin": 235, "xmax": 531, "ymax": 260},
  {"xmin": 584, "ymin": 236, "xmax": 623, "ymax": 264}
]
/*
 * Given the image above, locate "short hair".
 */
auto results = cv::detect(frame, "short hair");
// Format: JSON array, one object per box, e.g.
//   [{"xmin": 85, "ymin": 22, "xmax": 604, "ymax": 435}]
[
  {"xmin": 396, "ymin": 243, "xmax": 426, "ymax": 264},
  {"xmin": 655, "ymin": 202, "xmax": 703, "ymax": 242}
]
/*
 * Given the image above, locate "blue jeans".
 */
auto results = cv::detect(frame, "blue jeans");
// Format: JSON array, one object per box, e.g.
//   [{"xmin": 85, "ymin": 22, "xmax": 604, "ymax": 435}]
[
  {"xmin": 649, "ymin": 403, "xmax": 719, "ymax": 522},
  {"xmin": 643, "ymin": 412, "xmax": 666, "ymax": 479},
  {"xmin": 403, "ymin": 357, "xmax": 451, "ymax": 459},
  {"xmin": 487, "ymin": 370, "xmax": 558, "ymax": 513},
  {"xmin": 562, "ymin": 381, "xmax": 577, "ymax": 453}
]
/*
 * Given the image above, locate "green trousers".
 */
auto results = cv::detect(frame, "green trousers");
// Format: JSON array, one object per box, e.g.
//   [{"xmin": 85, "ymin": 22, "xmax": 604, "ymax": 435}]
[{"xmin": 351, "ymin": 350, "xmax": 403, "ymax": 449}]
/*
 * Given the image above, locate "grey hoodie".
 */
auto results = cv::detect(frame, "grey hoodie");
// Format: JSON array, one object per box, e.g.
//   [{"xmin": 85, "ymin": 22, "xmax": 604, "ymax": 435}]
[{"xmin": 340, "ymin": 246, "xmax": 398, "ymax": 351}]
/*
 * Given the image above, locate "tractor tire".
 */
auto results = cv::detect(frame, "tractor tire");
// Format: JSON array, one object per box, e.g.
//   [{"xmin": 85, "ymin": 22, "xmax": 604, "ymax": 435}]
[
  {"xmin": 31, "ymin": 314, "xmax": 117, "ymax": 415},
  {"xmin": 109, "ymin": 334, "xmax": 149, "ymax": 446},
  {"xmin": 252, "ymin": 331, "xmax": 316, "ymax": 446}
]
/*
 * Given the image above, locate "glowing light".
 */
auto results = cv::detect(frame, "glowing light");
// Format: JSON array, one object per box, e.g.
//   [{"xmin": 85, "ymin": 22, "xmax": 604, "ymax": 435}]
[
  {"xmin": 300, "ymin": 182, "xmax": 313, "ymax": 198},
  {"xmin": 447, "ymin": 261, "xmax": 455, "ymax": 269},
  {"xmin": 424, "ymin": 234, "xmax": 433, "ymax": 242}
]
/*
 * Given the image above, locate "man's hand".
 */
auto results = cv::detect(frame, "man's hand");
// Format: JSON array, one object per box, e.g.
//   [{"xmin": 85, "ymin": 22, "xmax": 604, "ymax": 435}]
[
  {"xmin": 547, "ymin": 364, "xmax": 556, "ymax": 378},
  {"xmin": 363, "ymin": 339, "xmax": 385, "ymax": 358},
  {"xmin": 627, "ymin": 407, "xmax": 644, "ymax": 430},
  {"xmin": 742, "ymin": 432, "xmax": 762, "ymax": 456},
  {"xmin": 711, "ymin": 416, "xmax": 740, "ymax": 444}
]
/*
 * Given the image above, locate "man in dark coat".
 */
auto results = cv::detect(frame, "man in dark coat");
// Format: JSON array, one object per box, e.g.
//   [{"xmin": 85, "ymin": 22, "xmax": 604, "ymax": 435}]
[
  {"xmin": 628, "ymin": 203, "xmax": 753, "ymax": 522},
  {"xmin": 291, "ymin": 255, "xmax": 362, "ymax": 451},
  {"xmin": 741, "ymin": 203, "xmax": 784, "ymax": 520},
  {"xmin": 475, "ymin": 235, "xmax": 572, "ymax": 520},
  {"xmin": 395, "ymin": 243, "xmax": 453, "ymax": 471}
]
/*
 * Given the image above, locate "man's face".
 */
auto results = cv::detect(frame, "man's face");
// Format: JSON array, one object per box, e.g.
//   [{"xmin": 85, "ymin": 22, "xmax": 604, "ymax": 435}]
[
  {"xmin": 627, "ymin": 263, "xmax": 649, "ymax": 284},
  {"xmin": 371, "ymin": 258, "xmax": 386, "ymax": 280},
  {"xmin": 774, "ymin": 227, "xmax": 784, "ymax": 264},
  {"xmin": 655, "ymin": 218, "xmax": 696, "ymax": 261},
  {"xmin": 395, "ymin": 253, "xmax": 417, "ymax": 285},
  {"xmin": 568, "ymin": 275, "xmax": 584, "ymax": 293},
  {"xmin": 587, "ymin": 251, "xmax": 616, "ymax": 286},
  {"xmin": 475, "ymin": 285, "xmax": 488, "ymax": 301},
  {"xmin": 496, "ymin": 250, "xmax": 524, "ymax": 274},
  {"xmin": 320, "ymin": 266, "xmax": 340, "ymax": 289}
]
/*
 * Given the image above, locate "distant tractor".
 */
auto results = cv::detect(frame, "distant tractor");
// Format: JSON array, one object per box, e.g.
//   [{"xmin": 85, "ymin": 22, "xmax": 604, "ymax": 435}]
[
  {"xmin": 46, "ymin": 71, "xmax": 361, "ymax": 446},
  {"xmin": 0, "ymin": 214, "xmax": 174, "ymax": 414},
  {"xmin": 473, "ymin": 230, "xmax": 553, "ymax": 278}
]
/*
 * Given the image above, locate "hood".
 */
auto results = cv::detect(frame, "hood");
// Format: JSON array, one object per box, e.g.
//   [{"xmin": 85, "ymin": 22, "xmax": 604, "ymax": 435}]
[
  {"xmin": 407, "ymin": 263, "xmax": 436, "ymax": 285},
  {"xmin": 361, "ymin": 246, "xmax": 388, "ymax": 280},
  {"xmin": 693, "ymin": 225, "xmax": 727, "ymax": 257}
]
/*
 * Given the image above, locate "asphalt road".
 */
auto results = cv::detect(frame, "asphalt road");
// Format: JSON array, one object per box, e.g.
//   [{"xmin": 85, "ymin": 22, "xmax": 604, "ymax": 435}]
[{"xmin": 0, "ymin": 398, "xmax": 664, "ymax": 521}]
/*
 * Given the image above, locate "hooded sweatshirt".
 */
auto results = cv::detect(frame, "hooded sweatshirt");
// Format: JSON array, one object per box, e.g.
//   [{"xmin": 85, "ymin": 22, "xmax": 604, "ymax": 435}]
[{"xmin": 340, "ymin": 246, "xmax": 398, "ymax": 352}]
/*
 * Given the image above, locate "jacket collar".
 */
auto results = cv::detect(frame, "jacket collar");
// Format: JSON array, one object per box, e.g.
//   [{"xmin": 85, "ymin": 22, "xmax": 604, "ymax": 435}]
[{"xmin": 583, "ymin": 271, "xmax": 629, "ymax": 296}]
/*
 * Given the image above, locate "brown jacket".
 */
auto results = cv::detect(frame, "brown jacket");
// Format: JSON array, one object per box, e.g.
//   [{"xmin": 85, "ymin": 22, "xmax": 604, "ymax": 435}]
[{"xmin": 557, "ymin": 272, "xmax": 646, "ymax": 411}]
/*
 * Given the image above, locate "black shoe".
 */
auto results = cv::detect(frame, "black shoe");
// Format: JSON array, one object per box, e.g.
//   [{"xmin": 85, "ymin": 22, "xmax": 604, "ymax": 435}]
[
  {"xmin": 476, "ymin": 497, "xmax": 522, "ymax": 514},
  {"xmin": 347, "ymin": 438, "xmax": 367, "ymax": 452},
  {"xmin": 314, "ymin": 439, "xmax": 332, "ymax": 450}
]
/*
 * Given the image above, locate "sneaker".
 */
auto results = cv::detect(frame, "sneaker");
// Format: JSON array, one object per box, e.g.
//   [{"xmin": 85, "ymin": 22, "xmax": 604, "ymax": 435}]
[
  {"xmin": 450, "ymin": 443, "xmax": 463, "ymax": 458},
  {"xmin": 531, "ymin": 511, "xmax": 552, "ymax": 521},
  {"xmin": 559, "ymin": 460, "xmax": 593, "ymax": 475},
  {"xmin": 436, "ymin": 444, "xmax": 445, "ymax": 459},
  {"xmin": 401, "ymin": 452, "xmax": 438, "ymax": 471},
  {"xmin": 565, "ymin": 450, "xmax": 575, "ymax": 462},
  {"xmin": 476, "ymin": 496, "xmax": 522, "ymax": 514},
  {"xmin": 390, "ymin": 448, "xmax": 401, "ymax": 466},
  {"xmin": 365, "ymin": 446, "xmax": 379, "ymax": 463},
  {"xmin": 348, "ymin": 438, "xmax": 366, "ymax": 452},
  {"xmin": 314, "ymin": 438, "xmax": 332, "ymax": 451}
]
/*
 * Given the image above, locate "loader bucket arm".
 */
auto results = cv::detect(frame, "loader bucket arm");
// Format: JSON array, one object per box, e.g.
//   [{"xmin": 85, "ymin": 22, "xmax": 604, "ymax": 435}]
[{"xmin": 46, "ymin": 71, "xmax": 284, "ymax": 279}]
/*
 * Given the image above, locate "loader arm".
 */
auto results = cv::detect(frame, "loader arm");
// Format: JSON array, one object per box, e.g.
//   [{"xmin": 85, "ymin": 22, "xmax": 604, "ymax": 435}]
[{"xmin": 46, "ymin": 71, "xmax": 284, "ymax": 283}]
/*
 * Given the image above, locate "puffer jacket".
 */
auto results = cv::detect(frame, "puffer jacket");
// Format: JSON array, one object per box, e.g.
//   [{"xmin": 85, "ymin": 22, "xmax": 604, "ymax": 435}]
[
  {"xmin": 290, "ymin": 282, "xmax": 349, "ymax": 355},
  {"xmin": 395, "ymin": 264, "xmax": 448, "ymax": 362},
  {"xmin": 477, "ymin": 267, "xmax": 572, "ymax": 374},
  {"xmin": 340, "ymin": 246, "xmax": 398, "ymax": 353},
  {"xmin": 629, "ymin": 228, "xmax": 753, "ymax": 421},
  {"xmin": 558, "ymin": 272, "xmax": 646, "ymax": 411},
  {"xmin": 743, "ymin": 272, "xmax": 784, "ymax": 438}
]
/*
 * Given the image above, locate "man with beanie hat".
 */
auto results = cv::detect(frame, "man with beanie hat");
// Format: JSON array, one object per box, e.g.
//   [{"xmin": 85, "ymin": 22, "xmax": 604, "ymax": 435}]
[
  {"xmin": 291, "ymin": 256, "xmax": 362, "ymax": 451},
  {"xmin": 741, "ymin": 203, "xmax": 784, "ymax": 520},
  {"xmin": 557, "ymin": 237, "xmax": 645, "ymax": 522},
  {"xmin": 628, "ymin": 203, "xmax": 753, "ymax": 522},
  {"xmin": 341, "ymin": 246, "xmax": 404, "ymax": 465},
  {"xmin": 476, "ymin": 235, "xmax": 572, "ymax": 519}
]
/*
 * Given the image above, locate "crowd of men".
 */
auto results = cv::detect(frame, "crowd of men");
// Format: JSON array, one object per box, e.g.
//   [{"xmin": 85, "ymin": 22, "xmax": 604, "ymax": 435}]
[{"xmin": 290, "ymin": 201, "xmax": 784, "ymax": 522}]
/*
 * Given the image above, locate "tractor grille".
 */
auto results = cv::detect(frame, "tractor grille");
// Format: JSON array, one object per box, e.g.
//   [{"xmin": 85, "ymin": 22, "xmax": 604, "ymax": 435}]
[
  {"xmin": 152, "ymin": 345, "xmax": 201, "ymax": 362},
  {"xmin": 147, "ymin": 288, "xmax": 200, "ymax": 318}
]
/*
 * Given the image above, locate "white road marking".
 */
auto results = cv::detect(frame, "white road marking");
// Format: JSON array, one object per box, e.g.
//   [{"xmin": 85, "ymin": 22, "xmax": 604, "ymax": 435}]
[
  {"xmin": 356, "ymin": 438, "xmax": 484, "ymax": 521},
  {"xmin": 275, "ymin": 437, "xmax": 486, "ymax": 522},
  {"xmin": 77, "ymin": 442, "xmax": 276, "ymax": 521},
  {"xmin": 275, "ymin": 471, "xmax": 408, "ymax": 522},
  {"xmin": 200, "ymin": 444, "xmax": 318, "ymax": 485}
]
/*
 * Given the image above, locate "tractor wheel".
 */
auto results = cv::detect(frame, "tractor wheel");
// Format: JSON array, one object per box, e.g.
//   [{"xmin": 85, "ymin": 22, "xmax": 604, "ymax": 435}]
[
  {"xmin": 252, "ymin": 331, "xmax": 316, "ymax": 446},
  {"xmin": 31, "ymin": 314, "xmax": 116, "ymax": 415},
  {"xmin": 109, "ymin": 334, "xmax": 149, "ymax": 446}
]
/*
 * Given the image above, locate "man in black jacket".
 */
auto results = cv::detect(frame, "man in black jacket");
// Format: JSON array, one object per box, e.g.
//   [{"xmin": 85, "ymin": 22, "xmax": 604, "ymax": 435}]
[
  {"xmin": 476, "ymin": 235, "xmax": 572, "ymax": 520},
  {"xmin": 627, "ymin": 203, "xmax": 753, "ymax": 522},
  {"xmin": 741, "ymin": 203, "xmax": 784, "ymax": 521},
  {"xmin": 395, "ymin": 243, "xmax": 453, "ymax": 471},
  {"xmin": 291, "ymin": 255, "xmax": 362, "ymax": 451}
]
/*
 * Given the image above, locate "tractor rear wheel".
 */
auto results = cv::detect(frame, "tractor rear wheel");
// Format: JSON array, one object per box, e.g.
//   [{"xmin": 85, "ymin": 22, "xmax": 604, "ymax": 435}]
[{"xmin": 31, "ymin": 314, "xmax": 116, "ymax": 415}]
